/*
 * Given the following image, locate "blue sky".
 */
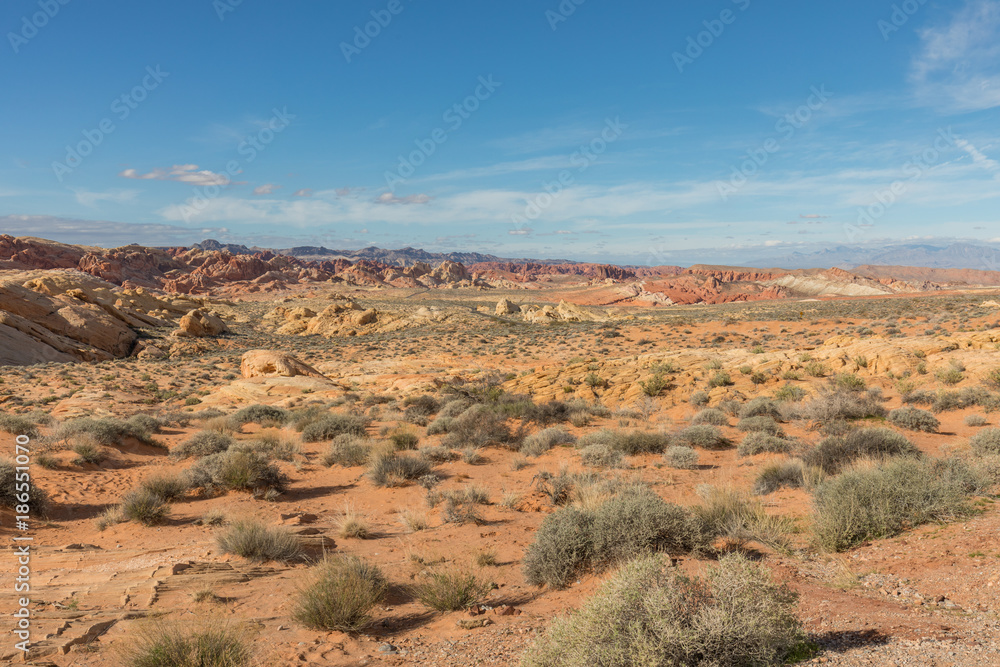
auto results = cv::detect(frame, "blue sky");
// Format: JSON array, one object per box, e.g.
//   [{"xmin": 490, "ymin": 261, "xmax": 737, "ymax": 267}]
[{"xmin": 1, "ymin": 0, "xmax": 999, "ymax": 264}]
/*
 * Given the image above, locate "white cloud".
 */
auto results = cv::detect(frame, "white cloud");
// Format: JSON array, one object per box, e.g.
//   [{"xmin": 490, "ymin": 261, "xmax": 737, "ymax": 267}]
[
  {"xmin": 292, "ymin": 188, "xmax": 313, "ymax": 197},
  {"xmin": 911, "ymin": 0, "xmax": 1000, "ymax": 112},
  {"xmin": 253, "ymin": 183, "xmax": 281, "ymax": 195},
  {"xmin": 72, "ymin": 188, "xmax": 138, "ymax": 207},
  {"xmin": 376, "ymin": 192, "xmax": 432, "ymax": 205},
  {"xmin": 119, "ymin": 164, "xmax": 234, "ymax": 186}
]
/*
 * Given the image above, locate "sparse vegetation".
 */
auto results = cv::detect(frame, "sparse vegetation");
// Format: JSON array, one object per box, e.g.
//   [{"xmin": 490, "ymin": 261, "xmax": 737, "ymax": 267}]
[
  {"xmin": 888, "ymin": 407, "xmax": 940, "ymax": 432},
  {"xmin": 294, "ymin": 556, "xmax": 388, "ymax": 632},
  {"xmin": 216, "ymin": 520, "xmax": 303, "ymax": 562}
]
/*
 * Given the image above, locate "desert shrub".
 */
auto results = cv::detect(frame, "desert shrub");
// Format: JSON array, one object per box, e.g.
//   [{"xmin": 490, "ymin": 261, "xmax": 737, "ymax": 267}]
[
  {"xmin": 576, "ymin": 429, "xmax": 669, "ymax": 455},
  {"xmin": 813, "ymin": 457, "xmax": 979, "ymax": 551},
  {"xmin": 663, "ymin": 445, "xmax": 698, "ymax": 469},
  {"xmin": 367, "ymin": 452, "xmax": 433, "ymax": 487},
  {"xmin": 72, "ymin": 439, "xmax": 105, "ymax": 465},
  {"xmin": 736, "ymin": 416, "xmax": 784, "ymax": 436},
  {"xmin": 57, "ymin": 417, "xmax": 155, "ymax": 446},
  {"xmin": 795, "ymin": 389, "xmax": 886, "ymax": 423},
  {"xmin": 139, "ymin": 474, "xmax": 189, "ymax": 501},
  {"xmin": 301, "ymin": 413, "xmax": 371, "ymax": 442},
  {"xmin": 438, "ymin": 398, "xmax": 472, "ymax": 418},
  {"xmin": 689, "ymin": 391, "xmax": 710, "ymax": 406},
  {"xmin": 117, "ymin": 620, "xmax": 255, "ymax": 667},
  {"xmin": 888, "ymin": 407, "xmax": 940, "ymax": 432},
  {"xmin": 441, "ymin": 495, "xmax": 484, "ymax": 525},
  {"xmin": 124, "ymin": 414, "xmax": 163, "ymax": 436},
  {"xmin": 323, "ymin": 435, "xmax": 371, "ymax": 467},
  {"xmin": 774, "ymin": 384, "xmax": 807, "ymax": 402},
  {"xmin": 834, "ymin": 373, "xmax": 866, "ymax": 392},
  {"xmin": 522, "ymin": 553, "xmax": 805, "ymax": 667},
  {"xmin": 902, "ymin": 389, "xmax": 935, "ymax": 406},
  {"xmin": 443, "ymin": 404, "xmax": 517, "ymax": 449},
  {"xmin": 389, "ymin": 429, "xmax": 420, "ymax": 450},
  {"xmin": 579, "ymin": 444, "xmax": 625, "ymax": 468},
  {"xmin": 522, "ymin": 427, "xmax": 576, "ymax": 457},
  {"xmin": 739, "ymin": 396, "xmax": 781, "ymax": 419},
  {"xmin": 802, "ymin": 427, "xmax": 920, "ymax": 475},
  {"xmin": 753, "ymin": 460, "xmax": 806, "ymax": 495},
  {"xmin": 694, "ymin": 486, "xmax": 788, "ymax": 548},
  {"xmin": 970, "ymin": 427, "xmax": 1000, "ymax": 456},
  {"xmin": 188, "ymin": 450, "xmax": 286, "ymax": 493},
  {"xmin": 228, "ymin": 404, "xmax": 289, "ymax": 428},
  {"xmin": 737, "ymin": 432, "xmax": 792, "ymax": 457},
  {"xmin": 673, "ymin": 425, "xmax": 729, "ymax": 450},
  {"xmin": 717, "ymin": 399, "xmax": 742, "ymax": 417},
  {"xmin": 522, "ymin": 507, "xmax": 595, "ymax": 588},
  {"xmin": 294, "ymin": 556, "xmax": 387, "ymax": 632},
  {"xmin": 937, "ymin": 367, "xmax": 965, "ymax": 385},
  {"xmin": 413, "ymin": 568, "xmax": 492, "ymax": 611},
  {"xmin": 0, "ymin": 458, "xmax": 49, "ymax": 516},
  {"xmin": 233, "ymin": 433, "xmax": 300, "ymax": 462},
  {"xmin": 216, "ymin": 520, "xmax": 303, "ymax": 562},
  {"xmin": 707, "ymin": 371, "xmax": 733, "ymax": 388},
  {"xmin": 965, "ymin": 414, "xmax": 988, "ymax": 427},
  {"xmin": 931, "ymin": 387, "xmax": 999, "ymax": 413},
  {"xmin": 419, "ymin": 445, "xmax": 457, "ymax": 462},
  {"xmin": 0, "ymin": 414, "xmax": 39, "ymax": 438},
  {"xmin": 120, "ymin": 489, "xmax": 170, "ymax": 526},
  {"xmin": 426, "ymin": 416, "xmax": 452, "ymax": 435},
  {"xmin": 590, "ymin": 487, "xmax": 706, "ymax": 565},
  {"xmin": 173, "ymin": 430, "xmax": 234, "ymax": 459},
  {"xmin": 402, "ymin": 394, "xmax": 440, "ymax": 416},
  {"xmin": 690, "ymin": 408, "xmax": 728, "ymax": 426}
]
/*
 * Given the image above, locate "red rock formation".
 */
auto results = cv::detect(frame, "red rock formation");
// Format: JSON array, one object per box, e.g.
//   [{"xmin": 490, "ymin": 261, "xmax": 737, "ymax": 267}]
[{"xmin": 0, "ymin": 235, "xmax": 85, "ymax": 270}]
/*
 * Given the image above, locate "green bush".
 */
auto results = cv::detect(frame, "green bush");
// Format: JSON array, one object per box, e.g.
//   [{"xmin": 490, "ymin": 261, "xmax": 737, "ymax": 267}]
[
  {"xmin": 138, "ymin": 474, "xmax": 189, "ymax": 501},
  {"xmin": 366, "ymin": 452, "xmax": 433, "ymax": 487},
  {"xmin": 674, "ymin": 425, "xmax": 729, "ymax": 450},
  {"xmin": 590, "ymin": 487, "xmax": 706, "ymax": 565},
  {"xmin": 753, "ymin": 460, "xmax": 805, "ymax": 495},
  {"xmin": 888, "ymin": 407, "xmax": 940, "ymax": 432},
  {"xmin": 739, "ymin": 396, "xmax": 781, "ymax": 419},
  {"xmin": 118, "ymin": 620, "xmax": 255, "ymax": 667},
  {"xmin": 187, "ymin": 450, "xmax": 286, "ymax": 493},
  {"xmin": 521, "ymin": 427, "xmax": 576, "ymax": 457},
  {"xmin": 216, "ymin": 520, "xmax": 303, "ymax": 562},
  {"xmin": 692, "ymin": 486, "xmax": 790, "ymax": 551},
  {"xmin": 579, "ymin": 444, "xmax": 625, "ymax": 468},
  {"xmin": 774, "ymin": 384, "xmax": 807, "ymax": 402},
  {"xmin": 120, "ymin": 489, "xmax": 170, "ymax": 526},
  {"xmin": 228, "ymin": 404, "xmax": 289, "ymax": 427},
  {"xmin": 689, "ymin": 391, "xmax": 709, "ymax": 406},
  {"xmin": 576, "ymin": 429, "xmax": 670, "ymax": 455},
  {"xmin": 323, "ymin": 435, "xmax": 371, "ymax": 467},
  {"xmin": 522, "ymin": 507, "xmax": 595, "ymax": 588},
  {"xmin": 442, "ymin": 404, "xmax": 517, "ymax": 449},
  {"xmin": 522, "ymin": 553, "xmax": 805, "ymax": 667},
  {"xmin": 813, "ymin": 457, "xmax": 980, "ymax": 551},
  {"xmin": 663, "ymin": 445, "xmax": 698, "ymax": 469},
  {"xmin": 0, "ymin": 414, "xmax": 39, "ymax": 438},
  {"xmin": 834, "ymin": 373, "xmax": 866, "ymax": 392},
  {"xmin": 293, "ymin": 556, "xmax": 388, "ymax": 632},
  {"xmin": 413, "ymin": 569, "xmax": 492, "ymax": 611},
  {"xmin": 72, "ymin": 439, "xmax": 105, "ymax": 465},
  {"xmin": 57, "ymin": 417, "xmax": 155, "ymax": 446},
  {"xmin": 0, "ymin": 458, "xmax": 49, "ymax": 516},
  {"xmin": 389, "ymin": 430, "xmax": 420, "ymax": 450},
  {"xmin": 707, "ymin": 371, "xmax": 733, "ymax": 388},
  {"xmin": 736, "ymin": 416, "xmax": 784, "ymax": 436},
  {"xmin": 173, "ymin": 430, "xmax": 234, "ymax": 459},
  {"xmin": 690, "ymin": 408, "xmax": 728, "ymax": 426},
  {"xmin": 737, "ymin": 432, "xmax": 792, "ymax": 457},
  {"xmin": 301, "ymin": 413, "xmax": 371, "ymax": 442},
  {"xmin": 802, "ymin": 427, "xmax": 920, "ymax": 474},
  {"xmin": 971, "ymin": 427, "xmax": 1000, "ymax": 456}
]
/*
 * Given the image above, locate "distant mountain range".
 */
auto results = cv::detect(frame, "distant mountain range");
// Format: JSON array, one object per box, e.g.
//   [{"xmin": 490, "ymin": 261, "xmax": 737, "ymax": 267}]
[{"xmin": 746, "ymin": 243, "xmax": 1000, "ymax": 271}]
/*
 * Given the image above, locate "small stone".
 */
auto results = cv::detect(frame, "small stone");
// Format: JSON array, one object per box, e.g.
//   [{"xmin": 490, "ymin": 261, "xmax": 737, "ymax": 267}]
[{"xmin": 377, "ymin": 643, "xmax": 397, "ymax": 654}]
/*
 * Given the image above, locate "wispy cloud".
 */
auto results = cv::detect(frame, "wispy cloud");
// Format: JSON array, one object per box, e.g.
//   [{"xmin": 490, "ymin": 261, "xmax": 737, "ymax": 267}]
[
  {"xmin": 119, "ymin": 164, "xmax": 234, "ymax": 186},
  {"xmin": 911, "ymin": 0, "xmax": 1000, "ymax": 112},
  {"xmin": 0, "ymin": 215, "xmax": 228, "ymax": 247},
  {"xmin": 292, "ymin": 188, "xmax": 313, "ymax": 197},
  {"xmin": 376, "ymin": 193, "xmax": 432, "ymax": 205},
  {"xmin": 253, "ymin": 183, "xmax": 281, "ymax": 195},
  {"xmin": 72, "ymin": 188, "xmax": 139, "ymax": 207},
  {"xmin": 417, "ymin": 156, "xmax": 570, "ymax": 183}
]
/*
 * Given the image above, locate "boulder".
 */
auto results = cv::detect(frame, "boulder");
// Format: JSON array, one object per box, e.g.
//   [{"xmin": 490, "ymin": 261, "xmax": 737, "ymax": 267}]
[
  {"xmin": 495, "ymin": 298, "xmax": 521, "ymax": 316},
  {"xmin": 175, "ymin": 309, "xmax": 229, "ymax": 338},
  {"xmin": 240, "ymin": 350, "xmax": 328, "ymax": 379}
]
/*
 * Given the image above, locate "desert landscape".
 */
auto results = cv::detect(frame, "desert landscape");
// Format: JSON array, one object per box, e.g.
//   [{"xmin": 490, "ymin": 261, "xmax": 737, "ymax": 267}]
[{"xmin": 2, "ymin": 236, "xmax": 1000, "ymax": 665}]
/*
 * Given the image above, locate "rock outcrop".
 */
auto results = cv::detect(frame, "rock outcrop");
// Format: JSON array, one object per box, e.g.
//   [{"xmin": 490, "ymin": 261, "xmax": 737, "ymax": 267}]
[
  {"xmin": 174, "ymin": 309, "xmax": 230, "ymax": 338},
  {"xmin": 240, "ymin": 350, "xmax": 328, "ymax": 379}
]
